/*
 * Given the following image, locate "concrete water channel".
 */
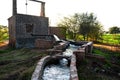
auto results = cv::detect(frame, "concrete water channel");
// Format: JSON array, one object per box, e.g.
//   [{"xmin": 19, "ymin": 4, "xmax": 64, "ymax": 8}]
[
  {"xmin": 31, "ymin": 37, "xmax": 93, "ymax": 80},
  {"xmin": 42, "ymin": 44, "xmax": 80, "ymax": 80}
]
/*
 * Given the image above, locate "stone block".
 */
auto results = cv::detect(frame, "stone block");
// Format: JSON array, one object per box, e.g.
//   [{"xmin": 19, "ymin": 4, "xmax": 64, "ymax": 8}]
[
  {"xmin": 80, "ymin": 44, "xmax": 88, "ymax": 54},
  {"xmin": 35, "ymin": 39, "xmax": 53, "ymax": 49},
  {"xmin": 73, "ymin": 50, "xmax": 85, "ymax": 61},
  {"xmin": 70, "ymin": 54, "xmax": 79, "ymax": 80},
  {"xmin": 87, "ymin": 42, "xmax": 93, "ymax": 53}
]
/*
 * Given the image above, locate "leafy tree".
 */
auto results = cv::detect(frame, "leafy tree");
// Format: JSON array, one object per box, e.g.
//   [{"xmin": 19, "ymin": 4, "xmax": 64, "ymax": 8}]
[
  {"xmin": 79, "ymin": 13, "xmax": 103, "ymax": 41},
  {"xmin": 88, "ymin": 22, "xmax": 103, "ymax": 41},
  {"xmin": 0, "ymin": 25, "xmax": 8, "ymax": 42},
  {"xmin": 109, "ymin": 26, "xmax": 120, "ymax": 34},
  {"xmin": 57, "ymin": 14, "xmax": 80, "ymax": 40},
  {"xmin": 57, "ymin": 13, "xmax": 103, "ymax": 41}
]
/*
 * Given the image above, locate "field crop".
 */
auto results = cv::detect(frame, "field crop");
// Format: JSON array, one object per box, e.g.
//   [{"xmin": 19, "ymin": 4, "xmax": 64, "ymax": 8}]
[{"xmin": 102, "ymin": 34, "xmax": 120, "ymax": 45}]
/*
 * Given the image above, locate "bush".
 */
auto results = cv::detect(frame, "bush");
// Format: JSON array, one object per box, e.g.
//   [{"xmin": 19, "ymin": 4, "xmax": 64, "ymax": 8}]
[{"xmin": 0, "ymin": 25, "xmax": 8, "ymax": 42}]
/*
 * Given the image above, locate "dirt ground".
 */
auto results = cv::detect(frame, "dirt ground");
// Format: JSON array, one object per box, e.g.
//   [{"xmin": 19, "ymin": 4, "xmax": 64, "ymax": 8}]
[
  {"xmin": 94, "ymin": 44, "xmax": 120, "ymax": 52},
  {"xmin": 0, "ymin": 41, "xmax": 9, "ymax": 50}
]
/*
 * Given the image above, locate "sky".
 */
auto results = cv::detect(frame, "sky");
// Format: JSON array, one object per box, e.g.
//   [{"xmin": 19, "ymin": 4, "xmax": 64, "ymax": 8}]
[{"xmin": 0, "ymin": 0, "xmax": 120, "ymax": 31}]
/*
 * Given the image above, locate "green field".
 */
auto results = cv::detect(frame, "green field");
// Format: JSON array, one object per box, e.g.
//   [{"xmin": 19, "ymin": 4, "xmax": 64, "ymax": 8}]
[{"xmin": 101, "ymin": 34, "xmax": 120, "ymax": 45}]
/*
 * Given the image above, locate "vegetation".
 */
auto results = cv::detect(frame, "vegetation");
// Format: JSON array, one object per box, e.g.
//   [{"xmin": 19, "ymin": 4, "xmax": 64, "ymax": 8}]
[
  {"xmin": 57, "ymin": 13, "xmax": 120, "ymax": 46},
  {"xmin": 57, "ymin": 14, "xmax": 80, "ymax": 40},
  {"xmin": 77, "ymin": 47, "xmax": 120, "ymax": 80},
  {"xmin": 77, "ymin": 58, "xmax": 120, "ymax": 80},
  {"xmin": 101, "ymin": 34, "xmax": 120, "ymax": 45},
  {"xmin": 109, "ymin": 26, "xmax": 120, "ymax": 34},
  {"xmin": 57, "ymin": 13, "xmax": 103, "ymax": 41},
  {"xmin": 79, "ymin": 13, "xmax": 103, "ymax": 41},
  {"xmin": 0, "ymin": 25, "xmax": 8, "ymax": 42},
  {"xmin": 0, "ymin": 48, "xmax": 48, "ymax": 80}
]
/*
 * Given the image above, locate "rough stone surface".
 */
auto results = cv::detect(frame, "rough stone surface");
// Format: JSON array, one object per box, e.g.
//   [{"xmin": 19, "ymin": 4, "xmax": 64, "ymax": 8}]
[
  {"xmin": 31, "ymin": 54, "xmax": 79, "ymax": 80},
  {"xmin": 73, "ymin": 50, "xmax": 85, "ymax": 61},
  {"xmin": 8, "ymin": 14, "xmax": 49, "ymax": 48},
  {"xmin": 31, "ymin": 56, "xmax": 50, "ymax": 80},
  {"xmin": 87, "ymin": 42, "xmax": 93, "ymax": 53},
  {"xmin": 70, "ymin": 54, "xmax": 79, "ymax": 80},
  {"xmin": 35, "ymin": 39, "xmax": 53, "ymax": 49},
  {"xmin": 49, "ymin": 27, "xmax": 66, "ymax": 40}
]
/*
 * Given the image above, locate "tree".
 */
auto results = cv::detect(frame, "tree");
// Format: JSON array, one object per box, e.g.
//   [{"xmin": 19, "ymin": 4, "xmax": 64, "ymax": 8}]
[
  {"xmin": 79, "ymin": 13, "xmax": 103, "ymax": 41},
  {"xmin": 0, "ymin": 25, "xmax": 8, "ymax": 42},
  {"xmin": 109, "ymin": 26, "xmax": 120, "ymax": 34},
  {"xmin": 88, "ymin": 22, "xmax": 103, "ymax": 41},
  {"xmin": 57, "ymin": 14, "xmax": 80, "ymax": 40},
  {"xmin": 57, "ymin": 13, "xmax": 103, "ymax": 41}
]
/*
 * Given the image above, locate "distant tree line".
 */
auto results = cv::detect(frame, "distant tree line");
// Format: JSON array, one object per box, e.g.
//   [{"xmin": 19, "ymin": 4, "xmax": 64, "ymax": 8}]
[{"xmin": 109, "ymin": 26, "xmax": 120, "ymax": 34}]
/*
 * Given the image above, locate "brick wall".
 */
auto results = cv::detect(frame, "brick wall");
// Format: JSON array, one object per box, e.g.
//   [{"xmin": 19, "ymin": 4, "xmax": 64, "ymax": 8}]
[
  {"xmin": 8, "ymin": 14, "xmax": 49, "ymax": 48},
  {"xmin": 35, "ymin": 39, "xmax": 53, "ymax": 49},
  {"xmin": 49, "ymin": 27, "xmax": 66, "ymax": 40}
]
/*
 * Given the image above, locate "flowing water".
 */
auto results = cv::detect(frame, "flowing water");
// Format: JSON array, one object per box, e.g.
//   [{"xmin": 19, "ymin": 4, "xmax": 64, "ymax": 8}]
[
  {"xmin": 63, "ymin": 44, "xmax": 80, "ymax": 56},
  {"xmin": 42, "ymin": 44, "xmax": 80, "ymax": 80},
  {"xmin": 42, "ymin": 59, "xmax": 70, "ymax": 80}
]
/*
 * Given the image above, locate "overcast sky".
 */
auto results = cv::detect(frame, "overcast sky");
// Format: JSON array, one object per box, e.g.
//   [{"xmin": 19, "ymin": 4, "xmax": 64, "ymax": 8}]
[{"xmin": 0, "ymin": 0, "xmax": 120, "ymax": 31}]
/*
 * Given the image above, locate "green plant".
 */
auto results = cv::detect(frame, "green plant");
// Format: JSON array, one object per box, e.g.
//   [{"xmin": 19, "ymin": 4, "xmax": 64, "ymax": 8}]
[
  {"xmin": 0, "ymin": 25, "xmax": 8, "ymax": 42},
  {"xmin": 92, "ymin": 49, "xmax": 110, "ymax": 59}
]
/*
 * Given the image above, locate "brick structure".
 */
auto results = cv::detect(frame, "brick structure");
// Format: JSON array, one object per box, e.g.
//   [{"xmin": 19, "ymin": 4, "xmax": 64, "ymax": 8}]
[
  {"xmin": 49, "ymin": 27, "xmax": 66, "ymax": 40},
  {"xmin": 35, "ymin": 39, "xmax": 53, "ymax": 49},
  {"xmin": 8, "ymin": 0, "xmax": 49, "ymax": 48}
]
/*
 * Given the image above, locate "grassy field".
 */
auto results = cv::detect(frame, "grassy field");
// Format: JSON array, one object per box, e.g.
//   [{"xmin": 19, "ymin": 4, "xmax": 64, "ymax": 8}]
[
  {"xmin": 0, "ymin": 47, "xmax": 48, "ymax": 80},
  {"xmin": 101, "ymin": 34, "xmax": 120, "ymax": 45}
]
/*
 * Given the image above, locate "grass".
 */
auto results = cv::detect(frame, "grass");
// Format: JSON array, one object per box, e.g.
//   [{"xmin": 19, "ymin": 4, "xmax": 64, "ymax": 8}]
[
  {"xmin": 77, "ymin": 59, "xmax": 119, "ymax": 80},
  {"xmin": 0, "ymin": 47, "xmax": 15, "ymax": 54},
  {"xmin": 102, "ymin": 34, "xmax": 120, "ymax": 45},
  {"xmin": 92, "ymin": 47, "xmax": 120, "ymax": 65},
  {"xmin": 77, "ymin": 46, "xmax": 120, "ymax": 80},
  {"xmin": 0, "ymin": 47, "xmax": 48, "ymax": 80},
  {"xmin": 92, "ymin": 48, "xmax": 111, "ymax": 60}
]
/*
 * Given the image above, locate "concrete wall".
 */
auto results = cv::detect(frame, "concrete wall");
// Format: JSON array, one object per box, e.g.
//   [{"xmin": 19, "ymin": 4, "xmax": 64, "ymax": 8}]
[
  {"xmin": 8, "ymin": 14, "xmax": 49, "ymax": 48},
  {"xmin": 8, "ymin": 16, "xmax": 16, "ymax": 47},
  {"xmin": 15, "ymin": 14, "xmax": 49, "ymax": 38},
  {"xmin": 35, "ymin": 39, "xmax": 54, "ymax": 49}
]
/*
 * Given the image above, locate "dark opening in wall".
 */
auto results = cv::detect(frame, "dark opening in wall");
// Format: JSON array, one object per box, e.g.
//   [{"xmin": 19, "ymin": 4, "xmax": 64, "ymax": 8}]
[{"xmin": 26, "ymin": 24, "xmax": 34, "ymax": 33}]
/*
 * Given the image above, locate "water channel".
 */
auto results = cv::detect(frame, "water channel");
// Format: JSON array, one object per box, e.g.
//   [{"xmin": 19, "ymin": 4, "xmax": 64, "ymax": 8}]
[{"xmin": 42, "ymin": 44, "xmax": 80, "ymax": 80}]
